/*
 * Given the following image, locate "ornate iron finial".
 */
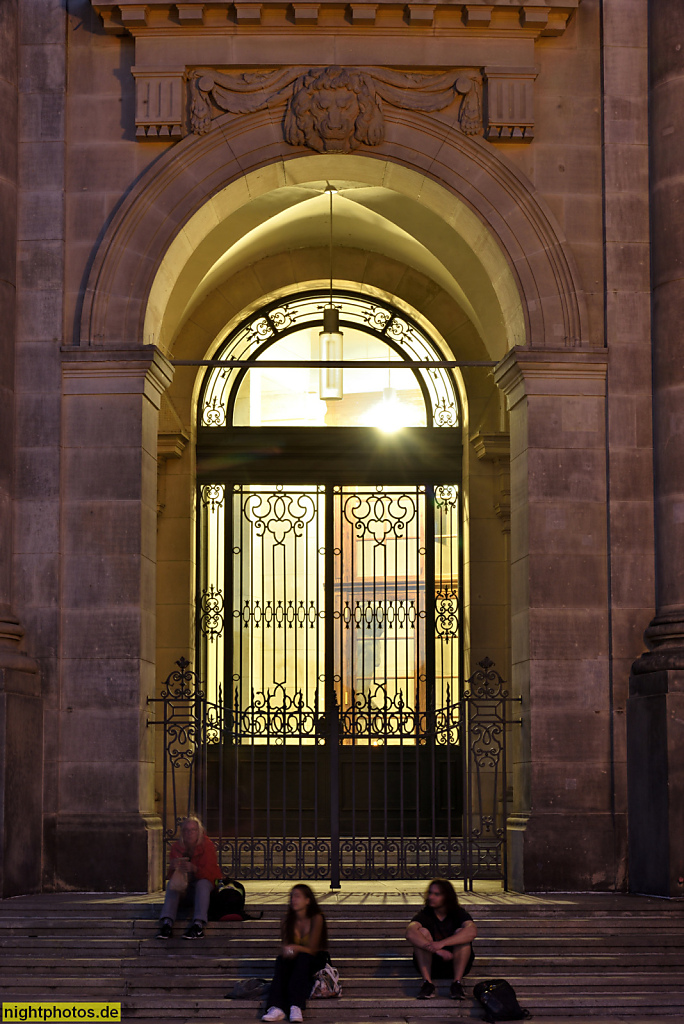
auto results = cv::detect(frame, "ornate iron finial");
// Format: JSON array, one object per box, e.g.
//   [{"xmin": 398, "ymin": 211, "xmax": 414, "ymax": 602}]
[
  {"xmin": 479, "ymin": 656, "xmax": 494, "ymax": 671},
  {"xmin": 176, "ymin": 656, "xmax": 190, "ymax": 671}
]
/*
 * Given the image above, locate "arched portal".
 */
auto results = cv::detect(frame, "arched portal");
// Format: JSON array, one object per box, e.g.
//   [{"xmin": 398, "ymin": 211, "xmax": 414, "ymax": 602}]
[
  {"xmin": 194, "ymin": 290, "xmax": 464, "ymax": 881},
  {"xmin": 74, "ymin": 112, "xmax": 591, "ymax": 891}
]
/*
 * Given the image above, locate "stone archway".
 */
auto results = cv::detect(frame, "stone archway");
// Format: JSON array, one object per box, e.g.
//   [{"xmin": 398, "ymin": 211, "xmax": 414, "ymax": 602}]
[
  {"xmin": 65, "ymin": 111, "xmax": 604, "ymax": 893},
  {"xmin": 80, "ymin": 109, "xmax": 589, "ymax": 357}
]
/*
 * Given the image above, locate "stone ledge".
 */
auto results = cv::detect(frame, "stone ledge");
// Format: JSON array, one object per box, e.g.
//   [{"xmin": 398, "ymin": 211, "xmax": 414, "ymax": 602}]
[{"xmin": 93, "ymin": 0, "xmax": 579, "ymax": 37}]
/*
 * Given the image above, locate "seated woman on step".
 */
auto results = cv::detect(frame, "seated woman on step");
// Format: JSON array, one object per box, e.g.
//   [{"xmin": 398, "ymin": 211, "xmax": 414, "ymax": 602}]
[
  {"xmin": 262, "ymin": 884, "xmax": 329, "ymax": 1023},
  {"xmin": 406, "ymin": 877, "xmax": 477, "ymax": 1000},
  {"xmin": 156, "ymin": 815, "xmax": 220, "ymax": 940}
]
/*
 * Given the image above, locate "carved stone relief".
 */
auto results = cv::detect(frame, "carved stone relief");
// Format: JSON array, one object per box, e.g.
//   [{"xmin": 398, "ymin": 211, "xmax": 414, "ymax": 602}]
[{"xmin": 189, "ymin": 66, "xmax": 483, "ymax": 151}]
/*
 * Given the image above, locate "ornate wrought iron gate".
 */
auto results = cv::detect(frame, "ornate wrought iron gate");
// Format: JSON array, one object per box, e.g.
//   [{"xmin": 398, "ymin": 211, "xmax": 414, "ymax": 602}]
[
  {"xmin": 151, "ymin": 654, "xmax": 516, "ymax": 887},
  {"xmin": 151, "ymin": 478, "xmax": 519, "ymax": 887}
]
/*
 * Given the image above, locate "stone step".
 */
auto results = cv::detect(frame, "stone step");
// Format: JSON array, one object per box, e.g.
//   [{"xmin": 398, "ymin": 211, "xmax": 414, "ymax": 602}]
[{"xmin": 5, "ymin": 993, "xmax": 684, "ymax": 1011}]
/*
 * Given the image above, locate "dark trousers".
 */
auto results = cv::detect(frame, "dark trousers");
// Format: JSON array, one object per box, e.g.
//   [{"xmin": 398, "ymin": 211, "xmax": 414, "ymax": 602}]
[{"xmin": 267, "ymin": 952, "xmax": 328, "ymax": 1012}]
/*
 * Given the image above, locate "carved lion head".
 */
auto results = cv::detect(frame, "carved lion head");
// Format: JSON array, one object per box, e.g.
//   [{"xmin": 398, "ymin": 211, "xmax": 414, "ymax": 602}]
[{"xmin": 284, "ymin": 66, "xmax": 384, "ymax": 153}]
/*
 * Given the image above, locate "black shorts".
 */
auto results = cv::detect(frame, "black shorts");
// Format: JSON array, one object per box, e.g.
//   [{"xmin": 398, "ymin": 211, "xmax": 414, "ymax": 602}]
[{"xmin": 413, "ymin": 945, "xmax": 475, "ymax": 979}]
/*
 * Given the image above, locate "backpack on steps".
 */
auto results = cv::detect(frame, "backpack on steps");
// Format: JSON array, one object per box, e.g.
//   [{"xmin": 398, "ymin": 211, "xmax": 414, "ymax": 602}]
[
  {"xmin": 208, "ymin": 877, "xmax": 263, "ymax": 921},
  {"xmin": 309, "ymin": 962, "xmax": 342, "ymax": 998},
  {"xmin": 473, "ymin": 979, "xmax": 531, "ymax": 1023}
]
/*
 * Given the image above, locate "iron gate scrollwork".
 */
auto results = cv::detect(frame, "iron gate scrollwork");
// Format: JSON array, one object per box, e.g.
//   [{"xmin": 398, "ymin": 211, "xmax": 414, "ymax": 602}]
[{"xmin": 149, "ymin": 656, "xmax": 520, "ymax": 888}]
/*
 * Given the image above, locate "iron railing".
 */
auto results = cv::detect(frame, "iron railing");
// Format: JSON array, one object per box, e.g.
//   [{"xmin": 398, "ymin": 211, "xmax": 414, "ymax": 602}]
[{"xmin": 149, "ymin": 656, "xmax": 521, "ymax": 889}]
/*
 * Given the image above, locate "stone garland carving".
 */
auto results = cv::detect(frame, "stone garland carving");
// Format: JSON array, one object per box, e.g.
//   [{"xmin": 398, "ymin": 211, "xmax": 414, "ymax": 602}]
[{"xmin": 189, "ymin": 65, "xmax": 482, "ymax": 152}]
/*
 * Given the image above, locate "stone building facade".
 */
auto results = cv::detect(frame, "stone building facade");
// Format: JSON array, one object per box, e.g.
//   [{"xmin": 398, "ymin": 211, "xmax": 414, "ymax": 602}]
[{"xmin": 0, "ymin": 0, "xmax": 682, "ymax": 897}]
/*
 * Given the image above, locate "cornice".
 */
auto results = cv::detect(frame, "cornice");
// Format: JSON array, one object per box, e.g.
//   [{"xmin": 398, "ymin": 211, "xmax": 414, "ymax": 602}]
[
  {"xmin": 94, "ymin": 2, "xmax": 580, "ymax": 37},
  {"xmin": 494, "ymin": 347, "xmax": 608, "ymax": 410}
]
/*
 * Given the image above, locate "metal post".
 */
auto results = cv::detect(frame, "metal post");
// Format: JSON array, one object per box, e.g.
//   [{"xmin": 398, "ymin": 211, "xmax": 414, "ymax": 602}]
[{"xmin": 326, "ymin": 484, "xmax": 341, "ymax": 889}]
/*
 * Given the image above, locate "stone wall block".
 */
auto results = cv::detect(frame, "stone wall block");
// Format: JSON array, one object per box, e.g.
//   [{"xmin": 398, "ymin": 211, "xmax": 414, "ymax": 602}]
[
  {"xmin": 608, "ymin": 499, "xmax": 655, "ymax": 554},
  {"xmin": 18, "ymin": 240, "xmax": 63, "ymax": 290},
  {"xmin": 62, "ymin": 393, "xmax": 143, "ymax": 448},
  {"xmin": 15, "ymin": 391, "xmax": 61, "ymax": 447},
  {"xmin": 63, "ymin": 448, "xmax": 143, "ymax": 501},
  {"xmin": 66, "ymin": 193, "xmax": 114, "ymax": 246},
  {"xmin": 532, "ymin": 144, "xmax": 602, "ymax": 196},
  {"xmin": 66, "ymin": 141, "xmax": 143, "ymax": 194},
  {"xmin": 19, "ymin": 44, "xmax": 65, "ymax": 95},
  {"xmin": 19, "ymin": 141, "xmax": 65, "ymax": 192},
  {"xmin": 0, "ymin": 181, "xmax": 18, "ymax": 286},
  {"xmin": 603, "ymin": 40, "xmax": 648, "ymax": 102},
  {"xmin": 603, "ymin": 0, "xmax": 647, "ymax": 46},
  {"xmin": 60, "ymin": 709, "xmax": 140, "ymax": 762},
  {"xmin": 63, "ymin": 500, "xmax": 142, "ymax": 556},
  {"xmin": 526, "ymin": 502, "xmax": 605, "ymax": 555},
  {"xmin": 609, "ymin": 448, "xmax": 654, "ymax": 502},
  {"xmin": 13, "ymin": 552, "xmax": 59, "ymax": 608},
  {"xmin": 527, "ymin": 448, "xmax": 606, "ymax": 502},
  {"xmin": 528, "ymin": 552, "xmax": 607, "ymax": 607},
  {"xmin": 529, "ymin": 608, "xmax": 609, "ymax": 661},
  {"xmin": 0, "ymin": 82, "xmax": 18, "ymax": 183},
  {"xmin": 0, "ymin": 0, "xmax": 18, "ymax": 84},
  {"xmin": 17, "ymin": 192, "xmax": 64, "ymax": 241},
  {"xmin": 529, "ymin": 657, "xmax": 607, "ymax": 710},
  {"xmin": 15, "ymin": 341, "xmax": 62, "ymax": 396},
  {"xmin": 607, "ymin": 336, "xmax": 652, "ymax": 393},
  {"xmin": 527, "ymin": 396, "xmax": 604, "ymax": 448},
  {"xmin": 605, "ymin": 194, "xmax": 650, "ymax": 244},
  {"xmin": 15, "ymin": 446, "xmax": 59, "ymax": 500},
  {"xmin": 58, "ymin": 762, "xmax": 141, "ymax": 815},
  {"xmin": 61, "ymin": 659, "xmax": 141, "ymax": 710},
  {"xmin": 62, "ymin": 554, "xmax": 143, "ymax": 609},
  {"xmin": 604, "ymin": 142, "xmax": 649, "ymax": 194},
  {"xmin": 14, "ymin": 499, "xmax": 60, "ymax": 554},
  {"xmin": 19, "ymin": 92, "xmax": 64, "ymax": 142},
  {"xmin": 61, "ymin": 609, "xmax": 144, "ymax": 661},
  {"xmin": 16, "ymin": 287, "xmax": 62, "ymax": 342},
  {"xmin": 605, "ymin": 241, "xmax": 651, "ymax": 292},
  {"xmin": 529, "ymin": 757, "xmax": 611, "ymax": 810},
  {"xmin": 19, "ymin": 0, "xmax": 64, "ymax": 46}
]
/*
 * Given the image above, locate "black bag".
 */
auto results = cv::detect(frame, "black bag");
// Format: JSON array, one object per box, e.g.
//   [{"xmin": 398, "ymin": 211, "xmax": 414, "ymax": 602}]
[
  {"xmin": 209, "ymin": 877, "xmax": 262, "ymax": 921},
  {"xmin": 473, "ymin": 979, "xmax": 531, "ymax": 1023}
]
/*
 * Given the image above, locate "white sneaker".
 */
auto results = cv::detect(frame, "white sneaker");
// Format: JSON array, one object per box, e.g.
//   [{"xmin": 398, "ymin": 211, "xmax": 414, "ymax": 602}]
[
  {"xmin": 262, "ymin": 1009, "xmax": 286, "ymax": 1022},
  {"xmin": 289, "ymin": 1008, "xmax": 303, "ymax": 1023}
]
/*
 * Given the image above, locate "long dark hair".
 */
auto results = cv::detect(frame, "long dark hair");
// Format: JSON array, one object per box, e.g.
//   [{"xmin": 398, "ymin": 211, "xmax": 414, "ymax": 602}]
[
  {"xmin": 424, "ymin": 878, "xmax": 460, "ymax": 916},
  {"xmin": 283, "ymin": 884, "xmax": 328, "ymax": 947}
]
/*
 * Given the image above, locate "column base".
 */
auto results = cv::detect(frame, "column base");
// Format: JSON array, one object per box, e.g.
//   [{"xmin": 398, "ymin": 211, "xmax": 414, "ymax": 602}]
[
  {"xmin": 44, "ymin": 813, "xmax": 164, "ymax": 892},
  {"xmin": 627, "ymin": 669, "xmax": 684, "ymax": 897},
  {"xmin": 506, "ymin": 811, "xmax": 626, "ymax": 892}
]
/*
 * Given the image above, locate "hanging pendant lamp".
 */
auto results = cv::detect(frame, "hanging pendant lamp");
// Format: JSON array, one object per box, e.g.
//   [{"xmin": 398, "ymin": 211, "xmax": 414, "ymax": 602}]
[{"xmin": 319, "ymin": 185, "xmax": 344, "ymax": 401}]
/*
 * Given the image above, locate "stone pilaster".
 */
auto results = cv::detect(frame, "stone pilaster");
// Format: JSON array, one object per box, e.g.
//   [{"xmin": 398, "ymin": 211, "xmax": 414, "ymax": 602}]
[
  {"xmin": 0, "ymin": 0, "xmax": 44, "ymax": 898},
  {"xmin": 495, "ymin": 348, "xmax": 615, "ymax": 891},
  {"xmin": 626, "ymin": 0, "xmax": 684, "ymax": 897},
  {"xmin": 48, "ymin": 347, "xmax": 172, "ymax": 892}
]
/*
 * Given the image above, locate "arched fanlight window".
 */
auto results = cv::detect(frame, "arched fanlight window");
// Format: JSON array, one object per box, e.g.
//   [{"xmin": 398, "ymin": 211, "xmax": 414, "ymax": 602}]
[{"xmin": 199, "ymin": 291, "xmax": 460, "ymax": 431}]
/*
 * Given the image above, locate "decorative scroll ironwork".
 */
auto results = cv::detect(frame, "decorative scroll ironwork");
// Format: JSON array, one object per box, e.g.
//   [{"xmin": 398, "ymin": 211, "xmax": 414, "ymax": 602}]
[
  {"xmin": 150, "ymin": 656, "xmax": 520, "ymax": 887},
  {"xmin": 199, "ymin": 585, "xmax": 224, "ymax": 640},
  {"xmin": 199, "ymin": 290, "xmax": 460, "ymax": 429}
]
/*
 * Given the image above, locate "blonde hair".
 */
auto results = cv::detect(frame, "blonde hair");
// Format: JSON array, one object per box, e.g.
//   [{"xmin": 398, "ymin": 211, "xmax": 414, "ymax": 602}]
[{"xmin": 180, "ymin": 815, "xmax": 205, "ymax": 843}]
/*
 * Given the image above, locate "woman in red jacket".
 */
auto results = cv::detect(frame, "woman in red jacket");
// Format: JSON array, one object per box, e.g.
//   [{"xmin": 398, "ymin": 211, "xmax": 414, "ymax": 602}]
[{"xmin": 156, "ymin": 816, "xmax": 220, "ymax": 939}]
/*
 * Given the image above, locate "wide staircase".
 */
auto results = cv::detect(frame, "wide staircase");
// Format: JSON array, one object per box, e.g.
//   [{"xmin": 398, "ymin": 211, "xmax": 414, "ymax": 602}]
[{"xmin": 1, "ymin": 888, "xmax": 684, "ymax": 1021}]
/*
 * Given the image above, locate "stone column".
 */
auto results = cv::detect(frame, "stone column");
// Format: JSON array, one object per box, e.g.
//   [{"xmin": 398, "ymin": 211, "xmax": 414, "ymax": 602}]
[
  {"xmin": 627, "ymin": 0, "xmax": 684, "ymax": 898},
  {"xmin": 495, "ymin": 349, "xmax": 613, "ymax": 892},
  {"xmin": 49, "ymin": 347, "xmax": 172, "ymax": 892},
  {"xmin": 0, "ymin": 0, "xmax": 43, "ymax": 898}
]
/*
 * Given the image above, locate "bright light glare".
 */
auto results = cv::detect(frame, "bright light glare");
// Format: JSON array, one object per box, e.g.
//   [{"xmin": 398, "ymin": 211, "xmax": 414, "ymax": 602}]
[{"xmin": 363, "ymin": 387, "xmax": 421, "ymax": 433}]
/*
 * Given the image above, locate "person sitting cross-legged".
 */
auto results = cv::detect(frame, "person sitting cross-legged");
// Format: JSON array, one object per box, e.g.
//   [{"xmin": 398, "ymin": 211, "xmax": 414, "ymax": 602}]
[
  {"xmin": 156, "ymin": 815, "xmax": 220, "ymax": 940},
  {"xmin": 406, "ymin": 877, "xmax": 476, "ymax": 1000}
]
